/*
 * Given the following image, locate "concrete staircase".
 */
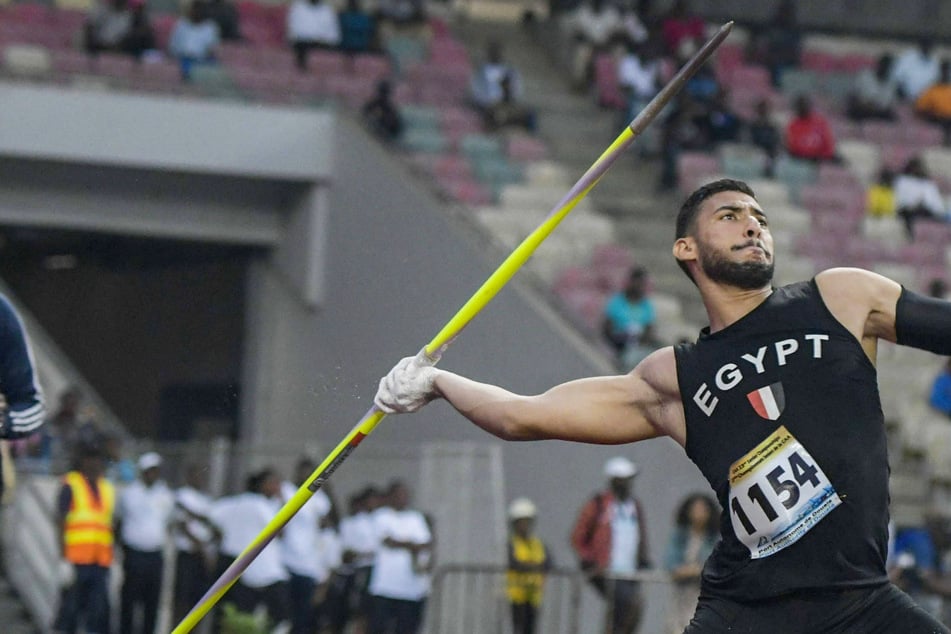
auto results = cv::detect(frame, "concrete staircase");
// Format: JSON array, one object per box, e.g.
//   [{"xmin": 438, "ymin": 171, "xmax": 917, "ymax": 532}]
[
  {"xmin": 0, "ymin": 574, "xmax": 41, "ymax": 634},
  {"xmin": 448, "ymin": 10, "xmax": 709, "ymax": 326}
]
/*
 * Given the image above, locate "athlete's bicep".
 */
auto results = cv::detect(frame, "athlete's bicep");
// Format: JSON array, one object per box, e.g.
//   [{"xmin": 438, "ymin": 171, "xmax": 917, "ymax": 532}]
[{"xmin": 521, "ymin": 347, "xmax": 681, "ymax": 445}]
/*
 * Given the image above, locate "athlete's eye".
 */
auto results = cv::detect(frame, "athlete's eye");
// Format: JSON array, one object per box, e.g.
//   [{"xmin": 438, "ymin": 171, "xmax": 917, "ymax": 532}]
[{"xmin": 757, "ymin": 217, "xmax": 768, "ymax": 227}]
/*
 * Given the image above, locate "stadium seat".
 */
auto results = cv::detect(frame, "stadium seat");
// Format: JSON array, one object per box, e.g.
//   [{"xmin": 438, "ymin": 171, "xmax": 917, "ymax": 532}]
[
  {"xmin": 593, "ymin": 53, "xmax": 624, "ymax": 110},
  {"xmin": 3, "ymin": 43, "xmax": 52, "ymax": 77}
]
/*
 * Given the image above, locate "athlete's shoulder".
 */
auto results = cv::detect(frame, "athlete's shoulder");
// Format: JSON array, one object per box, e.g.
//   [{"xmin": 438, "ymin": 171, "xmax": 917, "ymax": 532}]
[
  {"xmin": 814, "ymin": 267, "xmax": 901, "ymax": 303},
  {"xmin": 633, "ymin": 346, "xmax": 680, "ymax": 397}
]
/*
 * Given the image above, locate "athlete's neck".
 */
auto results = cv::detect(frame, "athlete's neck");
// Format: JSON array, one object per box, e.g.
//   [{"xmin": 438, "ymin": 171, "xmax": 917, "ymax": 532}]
[{"xmin": 700, "ymin": 282, "xmax": 773, "ymax": 333}]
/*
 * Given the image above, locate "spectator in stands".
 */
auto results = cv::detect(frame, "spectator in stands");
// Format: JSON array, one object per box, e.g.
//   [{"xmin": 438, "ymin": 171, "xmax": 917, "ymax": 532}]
[
  {"xmin": 375, "ymin": 0, "xmax": 427, "ymax": 35},
  {"xmin": 929, "ymin": 358, "xmax": 951, "ymax": 418},
  {"xmin": 706, "ymin": 89, "xmax": 742, "ymax": 144},
  {"xmin": 659, "ymin": 0, "xmax": 704, "ymax": 62},
  {"xmin": 617, "ymin": 37, "xmax": 661, "ymax": 125},
  {"xmin": 571, "ymin": 456, "xmax": 650, "ymax": 634},
  {"xmin": 171, "ymin": 463, "xmax": 221, "ymax": 628},
  {"xmin": 847, "ymin": 53, "xmax": 899, "ymax": 122},
  {"xmin": 53, "ymin": 435, "xmax": 113, "ymax": 634},
  {"xmin": 281, "ymin": 457, "xmax": 333, "ymax": 634},
  {"xmin": 470, "ymin": 41, "xmax": 537, "ymax": 132},
  {"xmin": 866, "ymin": 167, "xmax": 897, "ymax": 219},
  {"xmin": 49, "ymin": 387, "xmax": 83, "ymax": 468},
  {"xmin": 892, "ymin": 38, "xmax": 940, "ymax": 102},
  {"xmin": 748, "ymin": 0, "xmax": 802, "ymax": 88},
  {"xmin": 929, "ymin": 278, "xmax": 951, "ymax": 300},
  {"xmin": 338, "ymin": 0, "xmax": 378, "ymax": 55},
  {"xmin": 664, "ymin": 493, "xmax": 719, "ymax": 634},
  {"xmin": 83, "ymin": 0, "xmax": 156, "ymax": 61},
  {"xmin": 563, "ymin": 0, "xmax": 644, "ymax": 91},
  {"xmin": 205, "ymin": 0, "xmax": 241, "ymax": 41},
  {"xmin": 287, "ymin": 0, "xmax": 341, "ymax": 71},
  {"xmin": 915, "ymin": 59, "xmax": 951, "ymax": 145},
  {"xmin": 746, "ymin": 98, "xmax": 781, "ymax": 178},
  {"xmin": 168, "ymin": 0, "xmax": 221, "ymax": 81},
  {"xmin": 116, "ymin": 452, "xmax": 175, "ymax": 634},
  {"xmin": 362, "ymin": 79, "xmax": 404, "ymax": 142},
  {"xmin": 658, "ymin": 94, "xmax": 714, "ymax": 190},
  {"xmin": 337, "ymin": 487, "xmax": 381, "ymax": 634},
  {"xmin": 890, "ymin": 515, "xmax": 951, "ymax": 615},
  {"xmin": 506, "ymin": 497, "xmax": 551, "ymax": 634},
  {"xmin": 211, "ymin": 467, "xmax": 290, "ymax": 630},
  {"xmin": 602, "ymin": 266, "xmax": 658, "ymax": 371},
  {"xmin": 785, "ymin": 94, "xmax": 838, "ymax": 162},
  {"xmin": 894, "ymin": 155, "xmax": 947, "ymax": 239},
  {"xmin": 367, "ymin": 480, "xmax": 433, "ymax": 634}
]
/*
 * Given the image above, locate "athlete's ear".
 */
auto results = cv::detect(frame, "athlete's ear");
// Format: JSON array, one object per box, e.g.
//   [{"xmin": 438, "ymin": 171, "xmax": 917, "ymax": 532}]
[{"xmin": 673, "ymin": 237, "xmax": 697, "ymax": 265}]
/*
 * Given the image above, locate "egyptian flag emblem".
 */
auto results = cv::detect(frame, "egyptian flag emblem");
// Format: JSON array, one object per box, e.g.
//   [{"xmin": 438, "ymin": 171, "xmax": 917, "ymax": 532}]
[{"xmin": 747, "ymin": 382, "xmax": 785, "ymax": 420}]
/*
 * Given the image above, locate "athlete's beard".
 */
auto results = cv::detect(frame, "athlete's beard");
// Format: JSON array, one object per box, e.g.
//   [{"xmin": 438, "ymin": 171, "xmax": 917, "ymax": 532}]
[{"xmin": 697, "ymin": 240, "xmax": 774, "ymax": 290}]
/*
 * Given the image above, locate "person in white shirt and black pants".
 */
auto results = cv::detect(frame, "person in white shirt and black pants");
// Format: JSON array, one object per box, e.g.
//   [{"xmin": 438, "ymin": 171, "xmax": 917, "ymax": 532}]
[
  {"xmin": 116, "ymin": 451, "xmax": 175, "ymax": 634},
  {"xmin": 368, "ymin": 480, "xmax": 433, "ymax": 634}
]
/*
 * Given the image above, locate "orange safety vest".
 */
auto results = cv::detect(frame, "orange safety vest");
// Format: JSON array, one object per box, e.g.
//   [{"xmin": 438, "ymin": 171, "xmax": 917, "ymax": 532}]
[{"xmin": 63, "ymin": 471, "xmax": 115, "ymax": 567}]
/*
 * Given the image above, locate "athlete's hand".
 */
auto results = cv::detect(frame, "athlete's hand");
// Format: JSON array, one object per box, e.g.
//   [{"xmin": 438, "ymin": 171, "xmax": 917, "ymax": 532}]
[
  {"xmin": 58, "ymin": 559, "xmax": 76, "ymax": 587},
  {"xmin": 374, "ymin": 348, "xmax": 443, "ymax": 414}
]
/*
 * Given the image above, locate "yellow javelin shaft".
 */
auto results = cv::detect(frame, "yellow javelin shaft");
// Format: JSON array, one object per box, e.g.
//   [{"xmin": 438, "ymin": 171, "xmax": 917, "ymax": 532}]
[{"xmin": 171, "ymin": 21, "xmax": 732, "ymax": 633}]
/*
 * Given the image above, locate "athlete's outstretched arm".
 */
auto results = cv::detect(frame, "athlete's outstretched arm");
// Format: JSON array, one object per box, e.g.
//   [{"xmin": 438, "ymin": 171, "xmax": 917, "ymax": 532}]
[
  {"xmin": 376, "ymin": 347, "xmax": 684, "ymax": 446},
  {"xmin": 817, "ymin": 267, "xmax": 951, "ymax": 355}
]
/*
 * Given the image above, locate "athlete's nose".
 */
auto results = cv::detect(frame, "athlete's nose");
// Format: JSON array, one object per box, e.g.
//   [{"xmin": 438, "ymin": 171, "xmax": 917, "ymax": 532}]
[{"xmin": 744, "ymin": 214, "xmax": 761, "ymax": 238}]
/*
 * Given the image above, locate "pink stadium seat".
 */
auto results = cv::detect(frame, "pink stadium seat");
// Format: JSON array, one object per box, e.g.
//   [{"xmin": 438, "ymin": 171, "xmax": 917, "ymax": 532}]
[
  {"xmin": 435, "ymin": 174, "xmax": 493, "ymax": 206},
  {"xmin": 818, "ymin": 163, "xmax": 859, "ymax": 188},
  {"xmin": 676, "ymin": 151, "xmax": 720, "ymax": 193},
  {"xmin": 594, "ymin": 53, "xmax": 625, "ymax": 110},
  {"xmin": 713, "ymin": 42, "xmax": 744, "ymax": 78},
  {"xmin": 721, "ymin": 64, "xmax": 772, "ymax": 92},
  {"xmin": 506, "ymin": 134, "xmax": 546, "ymax": 162},
  {"xmin": 907, "ymin": 122, "xmax": 945, "ymax": 147},
  {"xmin": 5, "ymin": 2, "xmax": 52, "ymax": 23},
  {"xmin": 553, "ymin": 266, "xmax": 601, "ymax": 294},
  {"xmin": 800, "ymin": 50, "xmax": 839, "ymax": 73},
  {"xmin": 555, "ymin": 285, "xmax": 608, "ymax": 332},
  {"xmin": 353, "ymin": 54, "xmax": 391, "ymax": 81},
  {"xmin": 51, "ymin": 48, "xmax": 93, "ymax": 75},
  {"xmin": 591, "ymin": 243, "xmax": 635, "ymax": 270},
  {"xmin": 912, "ymin": 220, "xmax": 951, "ymax": 244},
  {"xmin": 881, "ymin": 145, "xmax": 920, "ymax": 171},
  {"xmin": 811, "ymin": 209, "xmax": 858, "ymax": 234},
  {"xmin": 836, "ymin": 53, "xmax": 875, "ymax": 73},
  {"xmin": 861, "ymin": 120, "xmax": 906, "ymax": 145}
]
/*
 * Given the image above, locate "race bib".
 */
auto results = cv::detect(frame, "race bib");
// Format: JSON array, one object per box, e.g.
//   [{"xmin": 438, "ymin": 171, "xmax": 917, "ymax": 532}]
[{"xmin": 728, "ymin": 425, "xmax": 840, "ymax": 559}]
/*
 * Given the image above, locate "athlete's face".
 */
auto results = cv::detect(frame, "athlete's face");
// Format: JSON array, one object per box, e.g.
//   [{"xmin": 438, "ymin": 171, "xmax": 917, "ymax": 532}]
[{"xmin": 678, "ymin": 190, "xmax": 774, "ymax": 290}]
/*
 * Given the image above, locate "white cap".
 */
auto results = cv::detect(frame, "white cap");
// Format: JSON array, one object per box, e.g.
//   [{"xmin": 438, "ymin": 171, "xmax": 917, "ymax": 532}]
[
  {"xmin": 508, "ymin": 497, "xmax": 537, "ymax": 520},
  {"xmin": 138, "ymin": 451, "xmax": 163, "ymax": 471},
  {"xmin": 604, "ymin": 456, "xmax": 638, "ymax": 479}
]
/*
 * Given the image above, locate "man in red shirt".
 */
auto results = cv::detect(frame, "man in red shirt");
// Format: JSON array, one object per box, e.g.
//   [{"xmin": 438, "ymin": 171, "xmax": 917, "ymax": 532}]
[{"xmin": 785, "ymin": 95, "xmax": 837, "ymax": 162}]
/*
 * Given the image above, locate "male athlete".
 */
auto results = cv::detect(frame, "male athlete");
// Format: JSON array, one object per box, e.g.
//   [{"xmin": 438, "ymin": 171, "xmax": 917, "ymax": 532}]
[{"xmin": 375, "ymin": 179, "xmax": 951, "ymax": 632}]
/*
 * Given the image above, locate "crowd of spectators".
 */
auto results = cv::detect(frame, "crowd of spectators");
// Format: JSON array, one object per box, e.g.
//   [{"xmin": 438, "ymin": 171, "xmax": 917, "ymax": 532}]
[{"xmin": 52, "ymin": 431, "xmax": 435, "ymax": 634}]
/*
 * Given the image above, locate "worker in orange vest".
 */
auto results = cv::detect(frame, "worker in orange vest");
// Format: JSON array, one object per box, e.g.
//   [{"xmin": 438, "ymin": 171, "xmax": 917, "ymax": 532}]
[{"xmin": 53, "ymin": 434, "xmax": 115, "ymax": 634}]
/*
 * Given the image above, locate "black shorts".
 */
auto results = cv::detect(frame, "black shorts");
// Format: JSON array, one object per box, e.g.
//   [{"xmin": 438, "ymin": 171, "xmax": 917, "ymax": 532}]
[{"xmin": 684, "ymin": 583, "xmax": 949, "ymax": 634}]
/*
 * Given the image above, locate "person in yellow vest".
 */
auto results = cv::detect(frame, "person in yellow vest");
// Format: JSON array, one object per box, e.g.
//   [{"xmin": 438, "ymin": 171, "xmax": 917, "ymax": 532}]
[
  {"xmin": 506, "ymin": 497, "xmax": 551, "ymax": 634},
  {"xmin": 53, "ymin": 434, "xmax": 115, "ymax": 634}
]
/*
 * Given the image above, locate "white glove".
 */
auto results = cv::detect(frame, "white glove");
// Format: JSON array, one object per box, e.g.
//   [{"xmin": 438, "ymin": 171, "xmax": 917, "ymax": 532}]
[
  {"xmin": 374, "ymin": 348, "xmax": 442, "ymax": 414},
  {"xmin": 58, "ymin": 559, "xmax": 76, "ymax": 587}
]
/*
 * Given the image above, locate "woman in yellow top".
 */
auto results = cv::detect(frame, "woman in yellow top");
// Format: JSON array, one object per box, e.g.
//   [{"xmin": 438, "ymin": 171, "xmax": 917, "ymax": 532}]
[
  {"xmin": 867, "ymin": 167, "xmax": 896, "ymax": 219},
  {"xmin": 506, "ymin": 497, "xmax": 552, "ymax": 634}
]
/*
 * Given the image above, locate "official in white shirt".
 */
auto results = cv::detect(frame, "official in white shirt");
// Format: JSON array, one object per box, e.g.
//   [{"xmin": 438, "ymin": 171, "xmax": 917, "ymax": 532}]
[
  {"xmin": 280, "ymin": 457, "xmax": 332, "ymax": 634},
  {"xmin": 116, "ymin": 451, "xmax": 175, "ymax": 634},
  {"xmin": 368, "ymin": 481, "xmax": 433, "ymax": 634},
  {"xmin": 171, "ymin": 463, "xmax": 220, "ymax": 626},
  {"xmin": 335, "ymin": 487, "xmax": 382, "ymax": 630},
  {"xmin": 210, "ymin": 467, "xmax": 290, "ymax": 627}
]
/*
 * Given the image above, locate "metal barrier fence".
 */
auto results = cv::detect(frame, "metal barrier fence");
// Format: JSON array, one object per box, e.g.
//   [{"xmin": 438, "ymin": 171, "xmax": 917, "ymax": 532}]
[{"xmin": 426, "ymin": 564, "xmax": 675, "ymax": 634}]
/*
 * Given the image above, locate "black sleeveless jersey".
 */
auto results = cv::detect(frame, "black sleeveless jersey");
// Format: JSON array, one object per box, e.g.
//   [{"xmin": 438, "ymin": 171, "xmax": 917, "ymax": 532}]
[{"xmin": 674, "ymin": 280, "xmax": 890, "ymax": 600}]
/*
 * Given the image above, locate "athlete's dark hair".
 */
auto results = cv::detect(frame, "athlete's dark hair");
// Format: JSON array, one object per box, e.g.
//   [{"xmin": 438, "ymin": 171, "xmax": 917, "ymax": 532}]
[
  {"xmin": 674, "ymin": 178, "xmax": 756, "ymax": 281},
  {"xmin": 674, "ymin": 492, "xmax": 719, "ymax": 536}
]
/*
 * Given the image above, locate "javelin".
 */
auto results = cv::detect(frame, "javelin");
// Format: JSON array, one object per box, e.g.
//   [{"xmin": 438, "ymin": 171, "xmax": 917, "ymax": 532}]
[{"xmin": 171, "ymin": 21, "xmax": 733, "ymax": 633}]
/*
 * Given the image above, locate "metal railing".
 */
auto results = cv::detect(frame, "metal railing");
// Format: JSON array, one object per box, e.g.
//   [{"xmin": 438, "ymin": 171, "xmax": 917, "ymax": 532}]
[{"xmin": 427, "ymin": 564, "xmax": 674, "ymax": 634}]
